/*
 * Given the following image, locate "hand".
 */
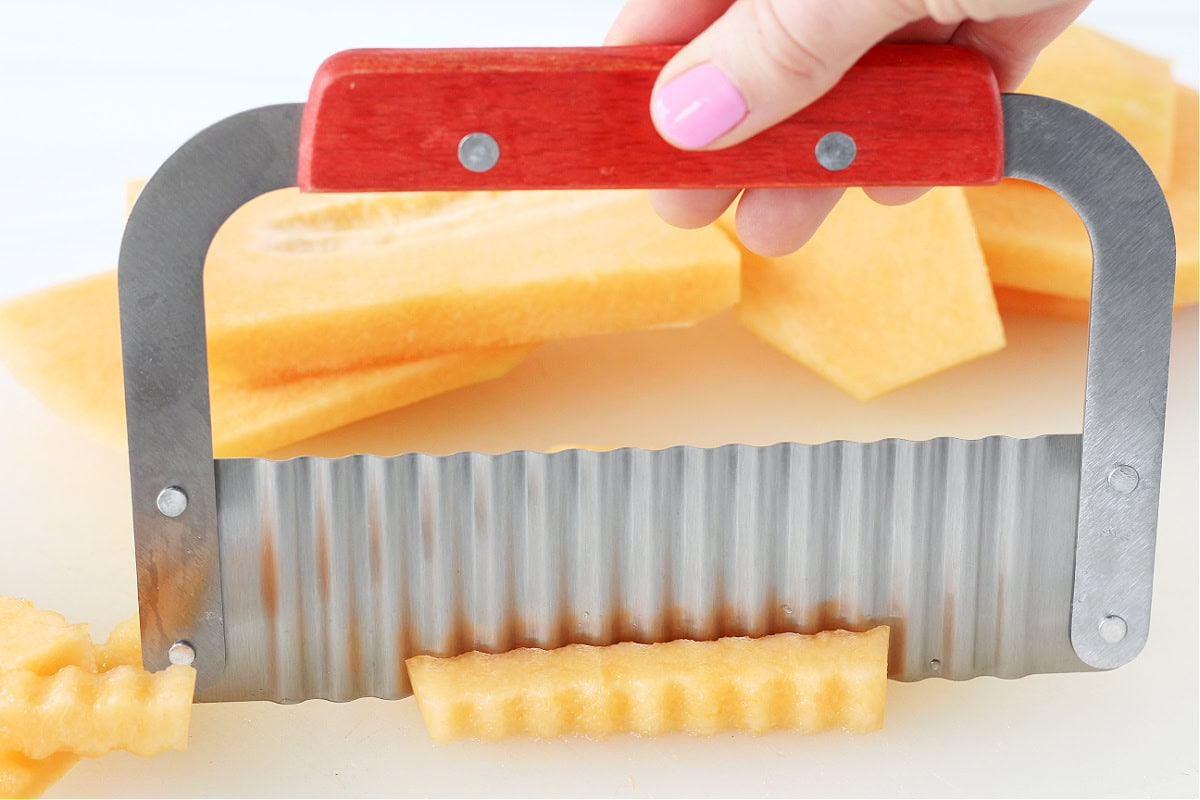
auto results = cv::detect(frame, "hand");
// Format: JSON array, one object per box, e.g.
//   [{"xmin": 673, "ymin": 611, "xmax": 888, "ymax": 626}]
[{"xmin": 605, "ymin": 0, "xmax": 1091, "ymax": 256}]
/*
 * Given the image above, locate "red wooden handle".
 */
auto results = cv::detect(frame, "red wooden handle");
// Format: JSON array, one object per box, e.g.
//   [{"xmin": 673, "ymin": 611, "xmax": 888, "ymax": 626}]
[{"xmin": 299, "ymin": 45, "xmax": 1003, "ymax": 192}]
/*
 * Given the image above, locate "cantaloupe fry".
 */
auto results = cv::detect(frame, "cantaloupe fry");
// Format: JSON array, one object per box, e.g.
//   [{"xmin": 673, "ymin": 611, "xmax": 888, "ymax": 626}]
[
  {"xmin": 0, "ymin": 270, "xmax": 533, "ymax": 457},
  {"xmin": 0, "ymin": 751, "xmax": 78, "ymax": 800},
  {"xmin": 0, "ymin": 665, "xmax": 194, "ymax": 759},
  {"xmin": 95, "ymin": 615, "xmax": 141, "ymax": 672},
  {"xmin": 0, "ymin": 597, "xmax": 95, "ymax": 676},
  {"xmin": 406, "ymin": 628, "xmax": 888, "ymax": 743},
  {"xmin": 202, "ymin": 188, "xmax": 740, "ymax": 383},
  {"xmin": 0, "ymin": 599, "xmax": 94, "ymax": 799},
  {"xmin": 730, "ymin": 188, "xmax": 1004, "ymax": 400},
  {"xmin": 967, "ymin": 74, "xmax": 1196, "ymax": 313}
]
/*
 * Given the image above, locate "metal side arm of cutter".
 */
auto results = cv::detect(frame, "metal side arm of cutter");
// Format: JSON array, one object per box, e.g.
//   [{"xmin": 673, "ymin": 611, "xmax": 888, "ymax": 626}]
[{"xmin": 117, "ymin": 45, "xmax": 1175, "ymax": 703}]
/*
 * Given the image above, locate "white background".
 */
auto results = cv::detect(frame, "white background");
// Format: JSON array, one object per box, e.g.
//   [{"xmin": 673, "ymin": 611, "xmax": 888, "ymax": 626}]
[{"xmin": 0, "ymin": 2, "xmax": 1197, "ymax": 798}]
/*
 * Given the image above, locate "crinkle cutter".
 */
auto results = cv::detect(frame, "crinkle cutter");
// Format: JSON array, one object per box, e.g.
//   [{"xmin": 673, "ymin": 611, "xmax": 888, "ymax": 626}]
[{"xmin": 118, "ymin": 45, "xmax": 1175, "ymax": 702}]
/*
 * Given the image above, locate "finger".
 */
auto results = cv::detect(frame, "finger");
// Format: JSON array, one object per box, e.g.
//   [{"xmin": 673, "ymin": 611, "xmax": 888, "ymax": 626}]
[
  {"xmin": 734, "ymin": 187, "xmax": 845, "ymax": 257},
  {"xmin": 604, "ymin": 0, "xmax": 732, "ymax": 46},
  {"xmin": 884, "ymin": 17, "xmax": 960, "ymax": 43},
  {"xmin": 868, "ymin": 17, "xmax": 958, "ymax": 211},
  {"xmin": 647, "ymin": 188, "xmax": 741, "ymax": 229},
  {"xmin": 947, "ymin": 1, "xmax": 1090, "ymax": 89},
  {"xmin": 648, "ymin": 0, "xmax": 920, "ymax": 150},
  {"xmin": 863, "ymin": 187, "xmax": 930, "ymax": 206}
]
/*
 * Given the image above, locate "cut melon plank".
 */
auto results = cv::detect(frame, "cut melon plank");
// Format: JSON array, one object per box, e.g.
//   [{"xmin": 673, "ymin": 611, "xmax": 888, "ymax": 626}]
[
  {"xmin": 0, "ymin": 271, "xmax": 532, "ymax": 458},
  {"xmin": 1018, "ymin": 25, "xmax": 1176, "ymax": 182},
  {"xmin": 407, "ymin": 628, "xmax": 889, "ymax": 742},
  {"xmin": 966, "ymin": 82, "xmax": 1196, "ymax": 310},
  {"xmin": 201, "ymin": 188, "xmax": 740, "ymax": 384},
  {"xmin": 731, "ymin": 188, "xmax": 1005, "ymax": 401}
]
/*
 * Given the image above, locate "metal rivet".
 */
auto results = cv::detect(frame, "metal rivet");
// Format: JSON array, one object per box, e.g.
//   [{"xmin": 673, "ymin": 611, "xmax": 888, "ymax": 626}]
[
  {"xmin": 156, "ymin": 486, "xmax": 187, "ymax": 518},
  {"xmin": 168, "ymin": 640, "xmax": 196, "ymax": 666},
  {"xmin": 1098, "ymin": 615, "xmax": 1128, "ymax": 644},
  {"xmin": 458, "ymin": 132, "xmax": 500, "ymax": 173},
  {"xmin": 1107, "ymin": 464, "xmax": 1139, "ymax": 494},
  {"xmin": 815, "ymin": 131, "xmax": 856, "ymax": 171},
  {"xmin": 929, "ymin": 658, "xmax": 942, "ymax": 672}
]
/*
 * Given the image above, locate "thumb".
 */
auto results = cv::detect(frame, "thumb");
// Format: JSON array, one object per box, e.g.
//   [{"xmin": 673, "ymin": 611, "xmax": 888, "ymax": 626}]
[{"xmin": 650, "ymin": 0, "xmax": 914, "ymax": 150}]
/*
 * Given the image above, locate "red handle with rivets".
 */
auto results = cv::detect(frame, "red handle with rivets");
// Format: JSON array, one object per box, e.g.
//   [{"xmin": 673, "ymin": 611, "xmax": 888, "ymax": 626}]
[{"xmin": 298, "ymin": 44, "xmax": 1003, "ymax": 192}]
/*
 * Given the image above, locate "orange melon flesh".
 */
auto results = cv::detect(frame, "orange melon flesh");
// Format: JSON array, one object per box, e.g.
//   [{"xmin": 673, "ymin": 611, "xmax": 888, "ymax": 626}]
[
  {"xmin": 1018, "ymin": 25, "xmax": 1176, "ymax": 182},
  {"xmin": 0, "ymin": 271, "xmax": 532, "ymax": 457},
  {"xmin": 992, "ymin": 285, "xmax": 1091, "ymax": 322},
  {"xmin": 406, "ymin": 628, "xmax": 889, "ymax": 742},
  {"xmin": 966, "ymin": 51, "xmax": 1196, "ymax": 315},
  {"xmin": 94, "ymin": 616, "xmax": 142, "ymax": 674},
  {"xmin": 0, "ymin": 608, "xmax": 144, "ymax": 798},
  {"xmin": 0, "ymin": 597, "xmax": 95, "ymax": 677},
  {"xmin": 730, "ymin": 188, "xmax": 1005, "ymax": 400},
  {"xmin": 203, "ymin": 188, "xmax": 741, "ymax": 384},
  {"xmin": 0, "ymin": 664, "xmax": 195, "ymax": 760},
  {"xmin": 0, "ymin": 752, "xmax": 78, "ymax": 800}
]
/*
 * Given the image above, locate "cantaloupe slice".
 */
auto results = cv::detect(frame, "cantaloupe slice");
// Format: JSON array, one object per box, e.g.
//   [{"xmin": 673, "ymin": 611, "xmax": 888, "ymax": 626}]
[
  {"xmin": 966, "ymin": 60, "xmax": 1196, "ymax": 316},
  {"xmin": 406, "ymin": 628, "xmax": 888, "ymax": 742},
  {"xmin": 0, "ymin": 271, "xmax": 532, "ymax": 457},
  {"xmin": 729, "ymin": 188, "xmax": 1005, "ymax": 400},
  {"xmin": 1018, "ymin": 25, "xmax": 1176, "ymax": 182},
  {"xmin": 201, "ymin": 188, "xmax": 740, "ymax": 383}
]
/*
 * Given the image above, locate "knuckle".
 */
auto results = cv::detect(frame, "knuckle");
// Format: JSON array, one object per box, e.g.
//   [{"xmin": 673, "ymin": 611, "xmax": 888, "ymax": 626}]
[{"xmin": 748, "ymin": 0, "xmax": 831, "ymax": 85}]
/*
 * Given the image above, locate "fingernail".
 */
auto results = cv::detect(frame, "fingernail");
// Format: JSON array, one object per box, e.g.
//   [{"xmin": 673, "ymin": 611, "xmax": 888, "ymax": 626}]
[{"xmin": 652, "ymin": 63, "xmax": 748, "ymax": 149}]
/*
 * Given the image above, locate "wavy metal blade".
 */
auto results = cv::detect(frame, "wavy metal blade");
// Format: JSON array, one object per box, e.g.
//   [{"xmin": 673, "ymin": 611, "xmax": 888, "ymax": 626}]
[{"xmin": 203, "ymin": 434, "xmax": 1086, "ymax": 703}]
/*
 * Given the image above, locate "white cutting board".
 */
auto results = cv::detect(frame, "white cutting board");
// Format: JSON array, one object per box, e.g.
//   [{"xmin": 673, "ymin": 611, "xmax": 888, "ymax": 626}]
[{"xmin": 0, "ymin": 2, "xmax": 1196, "ymax": 796}]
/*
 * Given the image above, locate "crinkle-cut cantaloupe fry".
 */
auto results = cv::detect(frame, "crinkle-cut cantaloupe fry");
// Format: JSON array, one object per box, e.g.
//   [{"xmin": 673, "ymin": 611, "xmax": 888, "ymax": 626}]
[
  {"xmin": 967, "ymin": 71, "xmax": 1196, "ymax": 313},
  {"xmin": 728, "ymin": 188, "xmax": 1004, "ymax": 400},
  {"xmin": 0, "ymin": 664, "xmax": 194, "ymax": 760},
  {"xmin": 1, "ymin": 610, "xmax": 145, "ymax": 798},
  {"xmin": 0, "ymin": 270, "xmax": 533, "ymax": 457},
  {"xmin": 0, "ymin": 597, "xmax": 95, "ymax": 676},
  {"xmin": 202, "ymin": 188, "xmax": 741, "ymax": 383},
  {"xmin": 0, "ymin": 751, "xmax": 78, "ymax": 800},
  {"xmin": 406, "ymin": 628, "xmax": 888, "ymax": 743},
  {"xmin": 95, "ymin": 615, "xmax": 141, "ymax": 673},
  {"xmin": 1018, "ymin": 25, "xmax": 1176, "ymax": 182}
]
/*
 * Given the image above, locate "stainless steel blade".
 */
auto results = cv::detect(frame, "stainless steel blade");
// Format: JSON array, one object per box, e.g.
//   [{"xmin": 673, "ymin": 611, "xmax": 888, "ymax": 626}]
[{"xmin": 206, "ymin": 436, "xmax": 1085, "ymax": 702}]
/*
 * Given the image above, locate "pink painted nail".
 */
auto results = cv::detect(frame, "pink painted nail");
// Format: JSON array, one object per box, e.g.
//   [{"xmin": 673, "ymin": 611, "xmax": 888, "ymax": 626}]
[{"xmin": 652, "ymin": 63, "xmax": 748, "ymax": 149}]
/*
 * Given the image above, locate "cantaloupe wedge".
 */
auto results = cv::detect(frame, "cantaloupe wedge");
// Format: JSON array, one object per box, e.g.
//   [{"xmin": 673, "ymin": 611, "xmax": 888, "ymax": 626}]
[
  {"xmin": 966, "ymin": 29, "xmax": 1196, "ymax": 318},
  {"xmin": 407, "ymin": 628, "xmax": 889, "ymax": 742},
  {"xmin": 1018, "ymin": 25, "xmax": 1176, "ymax": 182},
  {"xmin": 200, "ymin": 188, "xmax": 740, "ymax": 383},
  {"xmin": 0, "ymin": 271, "xmax": 532, "ymax": 457},
  {"xmin": 729, "ymin": 188, "xmax": 1005, "ymax": 400}
]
